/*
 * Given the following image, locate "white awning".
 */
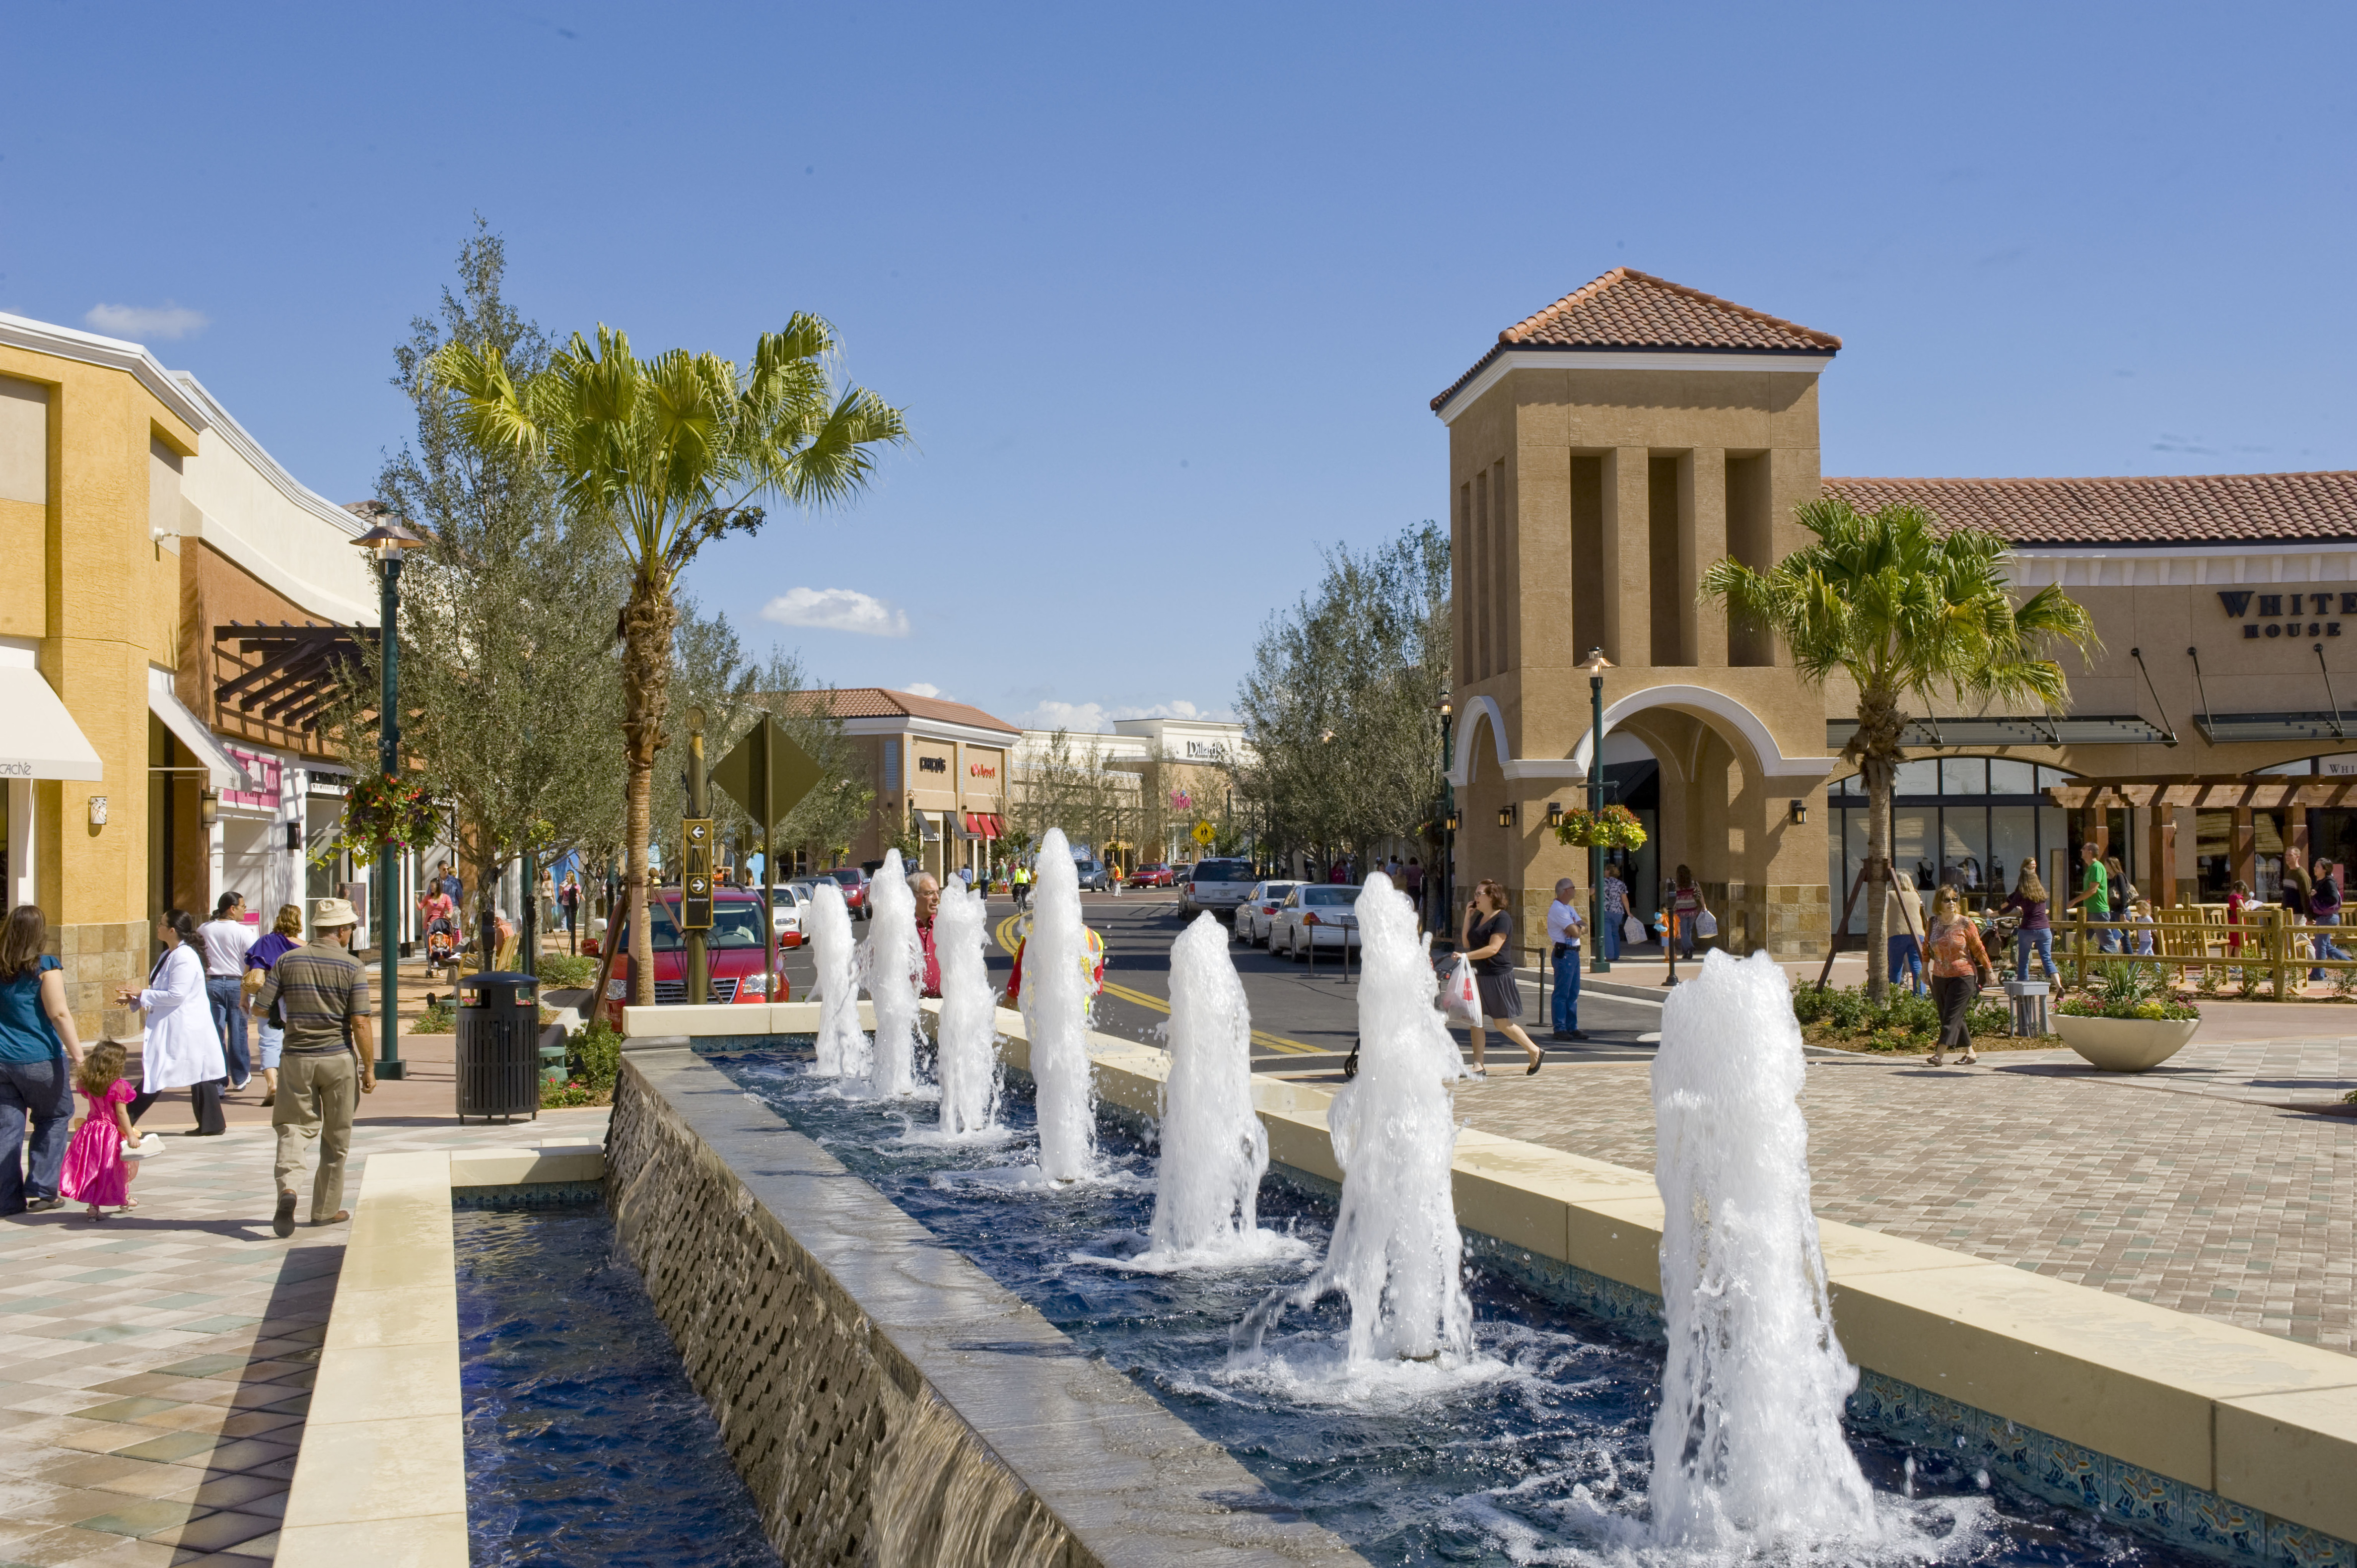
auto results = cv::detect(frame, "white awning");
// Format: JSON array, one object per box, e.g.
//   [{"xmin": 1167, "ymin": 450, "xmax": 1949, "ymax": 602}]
[
  {"xmin": 0, "ymin": 665, "xmax": 104, "ymax": 781},
  {"xmin": 147, "ymin": 667, "xmax": 254, "ymax": 791}
]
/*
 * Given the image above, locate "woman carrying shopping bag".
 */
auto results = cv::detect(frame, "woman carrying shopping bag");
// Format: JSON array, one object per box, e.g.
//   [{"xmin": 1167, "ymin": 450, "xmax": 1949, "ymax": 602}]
[
  {"xmin": 1923, "ymin": 886, "xmax": 1994, "ymax": 1068},
  {"xmin": 1456, "ymin": 880, "xmax": 1544, "ymax": 1076}
]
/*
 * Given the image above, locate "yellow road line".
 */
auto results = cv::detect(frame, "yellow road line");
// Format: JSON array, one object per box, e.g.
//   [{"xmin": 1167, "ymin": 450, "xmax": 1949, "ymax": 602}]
[{"xmin": 997, "ymin": 912, "xmax": 1327, "ymax": 1055}]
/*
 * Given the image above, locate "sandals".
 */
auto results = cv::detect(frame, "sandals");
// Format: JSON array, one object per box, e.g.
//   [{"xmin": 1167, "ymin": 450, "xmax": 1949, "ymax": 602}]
[
  {"xmin": 1928, "ymin": 1052, "xmax": 1946, "ymax": 1067},
  {"xmin": 1957, "ymin": 1053, "xmax": 1978, "ymax": 1066}
]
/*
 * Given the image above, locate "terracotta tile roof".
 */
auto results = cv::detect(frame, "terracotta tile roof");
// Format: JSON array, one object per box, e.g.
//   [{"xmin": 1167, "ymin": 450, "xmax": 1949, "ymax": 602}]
[
  {"xmin": 776, "ymin": 687, "xmax": 1021, "ymax": 736},
  {"xmin": 1432, "ymin": 269, "xmax": 1841, "ymax": 413},
  {"xmin": 1821, "ymin": 472, "xmax": 2357, "ymax": 548}
]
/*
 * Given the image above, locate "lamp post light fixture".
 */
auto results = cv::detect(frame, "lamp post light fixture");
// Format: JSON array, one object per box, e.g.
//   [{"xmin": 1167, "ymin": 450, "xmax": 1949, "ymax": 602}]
[
  {"xmin": 351, "ymin": 505, "xmax": 428, "ymax": 1081},
  {"xmin": 1438, "ymin": 697, "xmax": 1456, "ymax": 935},
  {"xmin": 1580, "ymin": 648, "xmax": 1615, "ymax": 974}
]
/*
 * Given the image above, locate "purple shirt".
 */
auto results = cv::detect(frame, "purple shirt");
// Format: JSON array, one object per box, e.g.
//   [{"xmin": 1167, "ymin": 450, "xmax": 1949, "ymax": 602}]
[{"xmin": 245, "ymin": 933, "xmax": 299, "ymax": 972}]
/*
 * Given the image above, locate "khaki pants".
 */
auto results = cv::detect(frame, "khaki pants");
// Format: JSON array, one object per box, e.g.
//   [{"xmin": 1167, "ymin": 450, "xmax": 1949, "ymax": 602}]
[{"xmin": 274, "ymin": 1050, "xmax": 357, "ymax": 1222}]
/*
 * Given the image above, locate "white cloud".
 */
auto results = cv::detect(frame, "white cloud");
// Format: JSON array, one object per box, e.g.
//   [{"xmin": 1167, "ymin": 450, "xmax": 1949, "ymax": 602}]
[
  {"xmin": 902, "ymin": 682, "xmax": 945, "ymax": 699},
  {"xmin": 84, "ymin": 301, "xmax": 209, "ymax": 341},
  {"xmin": 758, "ymin": 586, "xmax": 909, "ymax": 637},
  {"xmin": 1013, "ymin": 697, "xmax": 1232, "ymax": 732}
]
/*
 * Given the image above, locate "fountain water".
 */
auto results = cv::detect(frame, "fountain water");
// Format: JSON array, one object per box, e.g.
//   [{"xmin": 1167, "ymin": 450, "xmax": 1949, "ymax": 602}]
[
  {"xmin": 1134, "ymin": 911, "xmax": 1277, "ymax": 1265},
  {"xmin": 807, "ymin": 881, "xmax": 867, "ymax": 1079},
  {"xmin": 859, "ymin": 850, "xmax": 924, "ymax": 1098},
  {"xmin": 1241, "ymin": 873, "xmax": 1471, "ymax": 1363},
  {"xmin": 933, "ymin": 882, "xmax": 1000, "ymax": 1137},
  {"xmin": 1647, "ymin": 948, "xmax": 1877, "ymax": 1550},
  {"xmin": 1023, "ymin": 830, "xmax": 1096, "ymax": 1181}
]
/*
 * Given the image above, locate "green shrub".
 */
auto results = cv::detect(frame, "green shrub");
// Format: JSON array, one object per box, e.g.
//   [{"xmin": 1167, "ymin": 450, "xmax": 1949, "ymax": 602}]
[
  {"xmin": 1790, "ymin": 985, "xmax": 1832, "ymax": 1024},
  {"xmin": 536, "ymin": 953, "xmax": 596, "ymax": 990},
  {"xmin": 1965, "ymin": 998, "xmax": 2012, "ymax": 1037},
  {"xmin": 2057, "ymin": 959, "xmax": 2199, "ymax": 1021},
  {"xmin": 1826, "ymin": 988, "xmax": 1867, "ymax": 1030},
  {"xmin": 411, "ymin": 995, "xmax": 456, "ymax": 1034},
  {"xmin": 568, "ymin": 1021, "xmax": 622, "ymax": 1092}
]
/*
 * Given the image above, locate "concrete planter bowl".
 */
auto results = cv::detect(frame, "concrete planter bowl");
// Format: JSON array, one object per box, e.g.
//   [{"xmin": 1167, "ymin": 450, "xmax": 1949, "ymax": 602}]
[{"xmin": 2055, "ymin": 1013, "xmax": 2200, "ymax": 1072}]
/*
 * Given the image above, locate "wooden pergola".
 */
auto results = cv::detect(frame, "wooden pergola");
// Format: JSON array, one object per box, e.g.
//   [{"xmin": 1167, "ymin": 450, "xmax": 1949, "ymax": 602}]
[{"xmin": 2043, "ymin": 773, "xmax": 2357, "ymax": 904}]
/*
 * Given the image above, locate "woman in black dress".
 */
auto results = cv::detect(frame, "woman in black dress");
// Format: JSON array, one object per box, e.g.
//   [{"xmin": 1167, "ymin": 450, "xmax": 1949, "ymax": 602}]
[{"xmin": 1458, "ymin": 880, "xmax": 1545, "ymax": 1076}]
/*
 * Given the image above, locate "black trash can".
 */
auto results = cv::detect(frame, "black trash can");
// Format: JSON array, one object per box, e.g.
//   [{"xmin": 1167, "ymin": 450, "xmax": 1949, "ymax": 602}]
[{"xmin": 456, "ymin": 970, "xmax": 541, "ymax": 1122}]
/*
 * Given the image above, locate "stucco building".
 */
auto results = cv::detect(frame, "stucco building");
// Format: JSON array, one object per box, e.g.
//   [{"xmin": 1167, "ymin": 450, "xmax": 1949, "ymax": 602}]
[
  {"xmin": 1433, "ymin": 269, "xmax": 2357, "ymax": 961},
  {"xmin": 2, "ymin": 313, "xmax": 377, "ymax": 1037},
  {"xmin": 784, "ymin": 688, "xmax": 1016, "ymax": 880}
]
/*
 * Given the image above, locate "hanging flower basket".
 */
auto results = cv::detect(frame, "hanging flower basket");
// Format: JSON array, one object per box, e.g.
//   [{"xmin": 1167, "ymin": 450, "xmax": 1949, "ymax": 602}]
[
  {"xmin": 1555, "ymin": 804, "xmax": 1648, "ymax": 850},
  {"xmin": 331, "ymin": 775, "xmax": 444, "ymax": 867}
]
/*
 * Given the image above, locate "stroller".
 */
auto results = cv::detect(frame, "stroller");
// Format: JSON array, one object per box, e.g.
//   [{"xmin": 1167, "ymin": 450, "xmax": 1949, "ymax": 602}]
[{"xmin": 424, "ymin": 917, "xmax": 458, "ymax": 976}]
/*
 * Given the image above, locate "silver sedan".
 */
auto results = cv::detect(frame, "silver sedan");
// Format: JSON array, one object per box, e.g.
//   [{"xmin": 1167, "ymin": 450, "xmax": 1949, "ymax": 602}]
[
  {"xmin": 1231, "ymin": 881, "xmax": 1303, "ymax": 947},
  {"xmin": 1270, "ymin": 885, "xmax": 1362, "ymax": 960}
]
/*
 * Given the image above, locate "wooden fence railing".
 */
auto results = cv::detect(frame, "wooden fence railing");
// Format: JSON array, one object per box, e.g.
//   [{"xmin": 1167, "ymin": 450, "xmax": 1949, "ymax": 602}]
[{"xmin": 2039, "ymin": 902, "xmax": 2357, "ymax": 993}]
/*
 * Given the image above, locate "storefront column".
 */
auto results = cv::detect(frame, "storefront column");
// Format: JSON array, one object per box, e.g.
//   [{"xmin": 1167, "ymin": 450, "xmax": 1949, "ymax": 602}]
[
  {"xmin": 2292, "ymin": 807, "xmax": 2312, "ymax": 862},
  {"xmin": 2231, "ymin": 806, "xmax": 2256, "ymax": 892},
  {"xmin": 2149, "ymin": 809, "xmax": 2176, "ymax": 908}
]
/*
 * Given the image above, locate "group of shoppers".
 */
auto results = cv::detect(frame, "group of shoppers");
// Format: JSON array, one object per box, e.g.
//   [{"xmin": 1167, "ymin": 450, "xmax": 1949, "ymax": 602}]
[{"xmin": 0, "ymin": 897, "xmax": 374, "ymax": 1233}]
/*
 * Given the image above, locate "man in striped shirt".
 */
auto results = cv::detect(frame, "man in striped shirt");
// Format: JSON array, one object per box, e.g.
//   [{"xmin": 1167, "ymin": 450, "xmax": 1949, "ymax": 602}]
[{"xmin": 254, "ymin": 898, "xmax": 376, "ymax": 1237}]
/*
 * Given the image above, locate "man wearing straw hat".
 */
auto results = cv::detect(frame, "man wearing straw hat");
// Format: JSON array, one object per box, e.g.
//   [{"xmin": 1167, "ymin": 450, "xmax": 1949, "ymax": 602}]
[{"xmin": 254, "ymin": 897, "xmax": 376, "ymax": 1237}]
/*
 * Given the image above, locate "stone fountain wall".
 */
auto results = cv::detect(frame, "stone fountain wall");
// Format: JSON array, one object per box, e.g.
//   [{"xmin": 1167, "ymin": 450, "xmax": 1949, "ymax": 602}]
[{"xmin": 603, "ymin": 1047, "xmax": 1365, "ymax": 1568}]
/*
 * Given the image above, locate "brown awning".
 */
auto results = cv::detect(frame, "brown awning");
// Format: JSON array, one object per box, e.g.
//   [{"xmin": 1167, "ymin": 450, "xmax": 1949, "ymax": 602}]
[{"xmin": 212, "ymin": 621, "xmax": 375, "ymax": 734}]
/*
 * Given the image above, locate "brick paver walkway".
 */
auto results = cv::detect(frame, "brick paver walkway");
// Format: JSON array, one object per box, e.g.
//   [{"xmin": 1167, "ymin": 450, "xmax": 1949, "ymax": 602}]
[
  {"xmin": 0, "ymin": 1109, "xmax": 607, "ymax": 1566},
  {"xmin": 1455, "ymin": 1036, "xmax": 2357, "ymax": 1352}
]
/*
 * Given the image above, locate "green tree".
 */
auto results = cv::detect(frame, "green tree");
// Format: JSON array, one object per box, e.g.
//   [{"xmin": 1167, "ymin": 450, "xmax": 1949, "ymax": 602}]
[
  {"xmin": 1235, "ymin": 522, "xmax": 1451, "ymax": 871},
  {"xmin": 342, "ymin": 223, "xmax": 629, "ymax": 919},
  {"xmin": 429, "ymin": 320, "xmax": 906, "ymax": 1004},
  {"xmin": 1700, "ymin": 499, "xmax": 2098, "ymax": 1000}
]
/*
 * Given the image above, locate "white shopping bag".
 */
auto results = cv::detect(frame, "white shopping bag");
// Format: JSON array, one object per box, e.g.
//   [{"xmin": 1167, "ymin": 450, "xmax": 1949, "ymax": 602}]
[
  {"xmin": 1694, "ymin": 907, "xmax": 1719, "ymax": 939},
  {"xmin": 120, "ymin": 1132, "xmax": 163, "ymax": 1161},
  {"xmin": 1438, "ymin": 954, "xmax": 1484, "ymax": 1028},
  {"xmin": 1623, "ymin": 913, "xmax": 1648, "ymax": 946}
]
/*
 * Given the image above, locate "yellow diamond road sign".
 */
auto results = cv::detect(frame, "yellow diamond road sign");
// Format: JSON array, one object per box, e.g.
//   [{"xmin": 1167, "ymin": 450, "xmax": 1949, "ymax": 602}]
[{"xmin": 1192, "ymin": 820, "xmax": 1216, "ymax": 846}]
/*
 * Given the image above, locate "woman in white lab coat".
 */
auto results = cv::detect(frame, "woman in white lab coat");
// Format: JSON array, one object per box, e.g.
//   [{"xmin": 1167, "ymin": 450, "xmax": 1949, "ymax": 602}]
[{"xmin": 115, "ymin": 909, "xmax": 227, "ymax": 1136}]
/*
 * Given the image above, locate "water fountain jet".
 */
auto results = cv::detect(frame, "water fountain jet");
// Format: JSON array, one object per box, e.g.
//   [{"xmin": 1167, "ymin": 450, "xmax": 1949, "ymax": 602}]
[
  {"xmin": 934, "ymin": 881, "xmax": 1000, "ymax": 1137},
  {"xmin": 1239, "ymin": 873, "xmax": 1470, "ymax": 1363},
  {"xmin": 1646, "ymin": 948, "xmax": 1876, "ymax": 1550},
  {"xmin": 1023, "ymin": 830, "xmax": 1096, "ymax": 1181},
  {"xmin": 859, "ymin": 850, "xmax": 924, "ymax": 1098},
  {"xmin": 808, "ymin": 881, "xmax": 866, "ymax": 1079}
]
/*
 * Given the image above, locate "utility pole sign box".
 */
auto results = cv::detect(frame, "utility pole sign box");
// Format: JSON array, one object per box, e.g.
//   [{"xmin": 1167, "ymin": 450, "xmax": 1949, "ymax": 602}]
[{"xmin": 712, "ymin": 713, "xmax": 826, "ymax": 983}]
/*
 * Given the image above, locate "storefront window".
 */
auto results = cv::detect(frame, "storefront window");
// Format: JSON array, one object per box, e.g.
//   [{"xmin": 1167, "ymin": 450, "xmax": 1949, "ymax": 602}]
[{"xmin": 1831, "ymin": 758, "xmax": 2080, "ymax": 936}]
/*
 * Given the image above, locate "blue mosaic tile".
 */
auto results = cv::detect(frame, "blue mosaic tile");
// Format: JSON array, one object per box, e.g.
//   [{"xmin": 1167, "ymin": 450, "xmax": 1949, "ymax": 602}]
[
  {"xmin": 2108, "ymin": 1462, "xmax": 2182, "ymax": 1532},
  {"xmin": 2269, "ymin": 1518, "xmax": 2357, "ymax": 1568},
  {"xmin": 2032, "ymin": 1432, "xmax": 2109, "ymax": 1511},
  {"xmin": 2185, "ymin": 1492, "xmax": 2271, "ymax": 1566}
]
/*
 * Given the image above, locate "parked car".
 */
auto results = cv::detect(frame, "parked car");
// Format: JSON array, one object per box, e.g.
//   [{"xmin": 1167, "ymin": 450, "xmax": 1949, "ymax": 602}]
[
  {"xmin": 765, "ymin": 882, "xmax": 812, "ymax": 948},
  {"xmin": 825, "ymin": 866, "xmax": 872, "ymax": 919},
  {"xmin": 1179, "ymin": 858, "xmax": 1259, "ymax": 920},
  {"xmin": 1270, "ymin": 884, "xmax": 1363, "ymax": 960},
  {"xmin": 1232, "ymin": 881, "xmax": 1304, "ymax": 947},
  {"xmin": 585, "ymin": 886, "xmax": 789, "ymax": 1027},
  {"xmin": 1127, "ymin": 863, "xmax": 1178, "ymax": 888},
  {"xmin": 1074, "ymin": 859, "xmax": 1111, "ymax": 892}
]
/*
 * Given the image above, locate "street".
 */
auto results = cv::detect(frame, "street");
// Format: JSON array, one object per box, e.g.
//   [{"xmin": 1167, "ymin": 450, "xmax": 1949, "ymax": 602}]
[{"xmin": 775, "ymin": 888, "xmax": 1668, "ymax": 1076}]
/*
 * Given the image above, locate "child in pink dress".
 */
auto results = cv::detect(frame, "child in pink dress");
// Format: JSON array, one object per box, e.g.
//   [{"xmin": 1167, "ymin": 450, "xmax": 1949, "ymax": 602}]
[{"xmin": 60, "ymin": 1040, "xmax": 139, "ymax": 1220}]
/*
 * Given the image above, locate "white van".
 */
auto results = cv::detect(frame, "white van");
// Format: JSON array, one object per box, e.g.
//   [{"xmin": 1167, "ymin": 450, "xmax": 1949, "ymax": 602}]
[{"xmin": 1178, "ymin": 858, "xmax": 1259, "ymax": 920}]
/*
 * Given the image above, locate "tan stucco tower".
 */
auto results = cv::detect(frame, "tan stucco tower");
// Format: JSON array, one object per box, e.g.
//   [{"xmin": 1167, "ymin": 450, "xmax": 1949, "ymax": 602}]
[{"xmin": 1431, "ymin": 270, "xmax": 1841, "ymax": 961}]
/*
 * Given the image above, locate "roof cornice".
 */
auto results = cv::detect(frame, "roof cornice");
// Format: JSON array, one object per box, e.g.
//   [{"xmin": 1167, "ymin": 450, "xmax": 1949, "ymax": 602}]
[
  {"xmin": 1433, "ymin": 345, "xmax": 1834, "ymax": 424},
  {"xmin": 0, "ymin": 311, "xmax": 211, "ymax": 433},
  {"xmin": 171, "ymin": 371, "xmax": 364, "ymax": 544}
]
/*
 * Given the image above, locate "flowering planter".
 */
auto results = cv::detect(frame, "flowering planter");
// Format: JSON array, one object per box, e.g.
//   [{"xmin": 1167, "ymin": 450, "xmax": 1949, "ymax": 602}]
[{"xmin": 2054, "ymin": 1014, "xmax": 2199, "ymax": 1072}]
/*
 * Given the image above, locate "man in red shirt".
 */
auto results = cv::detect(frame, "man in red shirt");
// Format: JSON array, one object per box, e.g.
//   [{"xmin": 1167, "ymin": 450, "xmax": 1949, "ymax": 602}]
[{"xmin": 911, "ymin": 872, "xmax": 943, "ymax": 998}]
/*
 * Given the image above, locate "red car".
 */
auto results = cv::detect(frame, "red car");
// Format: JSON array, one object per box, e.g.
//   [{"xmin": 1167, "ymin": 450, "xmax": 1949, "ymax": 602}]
[
  {"xmin": 587, "ymin": 886, "xmax": 789, "ymax": 1028},
  {"xmin": 825, "ymin": 866, "xmax": 873, "ymax": 919},
  {"xmin": 1126, "ymin": 864, "xmax": 1179, "ymax": 888}
]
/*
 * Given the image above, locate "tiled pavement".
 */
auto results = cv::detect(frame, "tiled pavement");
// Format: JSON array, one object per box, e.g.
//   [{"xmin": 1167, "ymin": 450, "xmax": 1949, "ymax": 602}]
[
  {"xmin": 1454, "ymin": 1035, "xmax": 2357, "ymax": 1353},
  {"xmin": 0, "ymin": 1109, "xmax": 608, "ymax": 1566}
]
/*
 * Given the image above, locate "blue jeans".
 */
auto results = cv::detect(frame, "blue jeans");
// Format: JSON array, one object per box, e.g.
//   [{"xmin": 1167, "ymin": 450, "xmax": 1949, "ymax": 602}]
[
  {"xmin": 1551, "ymin": 946, "xmax": 1581, "ymax": 1033},
  {"xmin": 1600, "ymin": 910, "xmax": 1621, "ymax": 962},
  {"xmin": 206, "ymin": 976, "xmax": 250, "ymax": 1083},
  {"xmin": 2312, "ymin": 912, "xmax": 2348, "ymax": 979},
  {"xmin": 1887, "ymin": 935, "xmax": 1925, "ymax": 995},
  {"xmin": 2015, "ymin": 927, "xmax": 2053, "ymax": 981},
  {"xmin": 0, "ymin": 1056, "xmax": 73, "ymax": 1214}
]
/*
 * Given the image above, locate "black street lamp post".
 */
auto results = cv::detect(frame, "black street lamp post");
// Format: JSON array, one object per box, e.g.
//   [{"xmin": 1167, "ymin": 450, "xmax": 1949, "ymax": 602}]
[
  {"xmin": 1582, "ymin": 649, "xmax": 1615, "ymax": 974},
  {"xmin": 352, "ymin": 509, "xmax": 428, "ymax": 1080},
  {"xmin": 1438, "ymin": 699, "xmax": 1456, "ymax": 938}
]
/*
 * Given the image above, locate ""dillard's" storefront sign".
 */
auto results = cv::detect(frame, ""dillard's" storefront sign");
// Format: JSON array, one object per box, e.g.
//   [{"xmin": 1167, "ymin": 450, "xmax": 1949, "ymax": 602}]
[{"xmin": 2218, "ymin": 589, "xmax": 2357, "ymax": 638}]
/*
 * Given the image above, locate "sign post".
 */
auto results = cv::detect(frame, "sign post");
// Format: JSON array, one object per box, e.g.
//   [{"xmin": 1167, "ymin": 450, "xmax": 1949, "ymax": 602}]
[
  {"xmin": 682, "ymin": 707, "xmax": 713, "ymax": 1004},
  {"xmin": 712, "ymin": 714, "xmax": 827, "ymax": 1000}
]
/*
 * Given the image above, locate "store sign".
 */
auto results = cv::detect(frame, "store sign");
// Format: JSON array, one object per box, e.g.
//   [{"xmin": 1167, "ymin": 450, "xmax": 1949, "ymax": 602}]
[
  {"xmin": 968, "ymin": 761, "xmax": 996, "ymax": 777},
  {"xmin": 2218, "ymin": 589, "xmax": 2356, "ymax": 638},
  {"xmin": 1184, "ymin": 740, "xmax": 1228, "ymax": 759},
  {"xmin": 917, "ymin": 755, "xmax": 948, "ymax": 773}
]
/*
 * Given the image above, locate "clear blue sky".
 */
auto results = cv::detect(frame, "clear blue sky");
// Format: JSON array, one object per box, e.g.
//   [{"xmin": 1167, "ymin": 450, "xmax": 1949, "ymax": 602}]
[{"xmin": 7, "ymin": 3, "xmax": 2352, "ymax": 730}]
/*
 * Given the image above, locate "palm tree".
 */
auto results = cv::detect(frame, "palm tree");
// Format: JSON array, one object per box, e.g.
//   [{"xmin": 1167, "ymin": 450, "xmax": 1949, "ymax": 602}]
[
  {"xmin": 1700, "ymin": 498, "xmax": 2098, "ymax": 1001},
  {"xmin": 430, "ymin": 320, "xmax": 906, "ymax": 1004}
]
